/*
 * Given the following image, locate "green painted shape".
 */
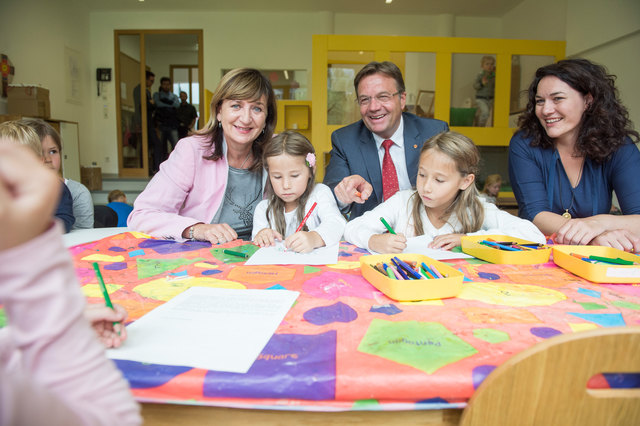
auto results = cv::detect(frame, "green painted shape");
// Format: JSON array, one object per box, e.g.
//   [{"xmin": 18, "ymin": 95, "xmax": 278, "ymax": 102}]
[
  {"xmin": 210, "ymin": 244, "xmax": 260, "ymax": 264},
  {"xmin": 0, "ymin": 308, "xmax": 6, "ymax": 328},
  {"xmin": 473, "ymin": 328, "xmax": 510, "ymax": 343},
  {"xmin": 136, "ymin": 257, "xmax": 204, "ymax": 279},
  {"xmin": 358, "ymin": 319, "xmax": 478, "ymax": 374},
  {"xmin": 352, "ymin": 399, "xmax": 380, "ymax": 409},
  {"xmin": 304, "ymin": 265, "xmax": 322, "ymax": 274},
  {"xmin": 576, "ymin": 301, "xmax": 607, "ymax": 311},
  {"xmin": 612, "ymin": 300, "xmax": 640, "ymax": 310}
]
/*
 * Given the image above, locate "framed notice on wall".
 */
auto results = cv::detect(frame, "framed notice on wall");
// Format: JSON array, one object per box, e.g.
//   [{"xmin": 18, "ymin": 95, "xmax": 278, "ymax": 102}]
[{"xmin": 65, "ymin": 46, "xmax": 83, "ymax": 105}]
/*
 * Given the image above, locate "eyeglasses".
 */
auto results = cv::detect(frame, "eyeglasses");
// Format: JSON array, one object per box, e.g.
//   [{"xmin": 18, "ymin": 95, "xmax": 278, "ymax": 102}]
[{"xmin": 356, "ymin": 91, "xmax": 401, "ymax": 106}]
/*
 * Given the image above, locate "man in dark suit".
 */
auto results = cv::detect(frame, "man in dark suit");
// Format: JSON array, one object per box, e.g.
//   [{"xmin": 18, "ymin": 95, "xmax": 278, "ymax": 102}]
[{"xmin": 323, "ymin": 61, "xmax": 449, "ymax": 219}]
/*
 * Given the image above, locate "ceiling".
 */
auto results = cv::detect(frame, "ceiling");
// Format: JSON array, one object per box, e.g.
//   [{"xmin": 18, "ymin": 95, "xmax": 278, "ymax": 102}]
[{"xmin": 84, "ymin": 0, "xmax": 525, "ymax": 18}]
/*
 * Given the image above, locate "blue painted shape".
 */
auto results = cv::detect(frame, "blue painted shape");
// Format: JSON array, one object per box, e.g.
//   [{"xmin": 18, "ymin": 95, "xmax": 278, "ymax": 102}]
[
  {"xmin": 169, "ymin": 270, "xmax": 188, "ymax": 277},
  {"xmin": 113, "ymin": 359, "xmax": 192, "ymax": 388},
  {"xmin": 139, "ymin": 238, "xmax": 210, "ymax": 254},
  {"xmin": 604, "ymin": 373, "xmax": 640, "ymax": 389},
  {"xmin": 568, "ymin": 312, "xmax": 626, "ymax": 327},
  {"xmin": 267, "ymin": 284, "xmax": 286, "ymax": 290},
  {"xmin": 204, "ymin": 331, "xmax": 336, "ymax": 400},
  {"xmin": 109, "ymin": 246, "xmax": 127, "ymax": 252},
  {"xmin": 370, "ymin": 304, "xmax": 403, "ymax": 315},
  {"xmin": 104, "ymin": 262, "xmax": 127, "ymax": 271},
  {"xmin": 129, "ymin": 249, "xmax": 145, "ymax": 257},
  {"xmin": 201, "ymin": 269, "xmax": 222, "ymax": 276},
  {"xmin": 478, "ymin": 272, "xmax": 500, "ymax": 280},
  {"xmin": 577, "ymin": 287, "xmax": 601, "ymax": 298}
]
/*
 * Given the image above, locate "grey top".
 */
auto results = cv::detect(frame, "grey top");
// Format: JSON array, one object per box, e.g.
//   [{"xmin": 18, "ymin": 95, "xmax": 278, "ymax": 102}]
[
  {"xmin": 473, "ymin": 71, "xmax": 495, "ymax": 99},
  {"xmin": 65, "ymin": 179, "xmax": 94, "ymax": 230},
  {"xmin": 214, "ymin": 167, "xmax": 263, "ymax": 240}
]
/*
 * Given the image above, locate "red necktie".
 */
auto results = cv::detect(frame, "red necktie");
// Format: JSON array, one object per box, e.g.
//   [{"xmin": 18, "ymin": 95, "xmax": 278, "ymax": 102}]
[{"xmin": 381, "ymin": 139, "xmax": 399, "ymax": 201}]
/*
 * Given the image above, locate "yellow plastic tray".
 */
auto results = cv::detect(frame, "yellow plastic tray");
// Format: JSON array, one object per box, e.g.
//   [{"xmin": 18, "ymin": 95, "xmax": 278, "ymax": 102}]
[
  {"xmin": 461, "ymin": 234, "xmax": 551, "ymax": 264},
  {"xmin": 360, "ymin": 253, "xmax": 463, "ymax": 301},
  {"xmin": 552, "ymin": 245, "xmax": 640, "ymax": 283}
]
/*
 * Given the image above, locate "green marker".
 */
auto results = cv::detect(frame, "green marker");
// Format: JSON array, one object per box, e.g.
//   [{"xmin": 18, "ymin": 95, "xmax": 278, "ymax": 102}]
[
  {"xmin": 588, "ymin": 255, "xmax": 634, "ymax": 266},
  {"xmin": 379, "ymin": 217, "xmax": 396, "ymax": 235},
  {"xmin": 92, "ymin": 262, "xmax": 120, "ymax": 335},
  {"xmin": 223, "ymin": 249, "xmax": 249, "ymax": 259}
]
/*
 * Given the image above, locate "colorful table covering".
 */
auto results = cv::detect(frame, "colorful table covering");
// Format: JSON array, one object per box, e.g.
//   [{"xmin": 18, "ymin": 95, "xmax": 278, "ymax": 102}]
[{"xmin": 69, "ymin": 232, "xmax": 640, "ymax": 411}]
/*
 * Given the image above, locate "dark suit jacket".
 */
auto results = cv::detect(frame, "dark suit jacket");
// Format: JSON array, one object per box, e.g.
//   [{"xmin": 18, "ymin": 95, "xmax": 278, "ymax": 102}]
[{"xmin": 323, "ymin": 112, "xmax": 448, "ymax": 219}]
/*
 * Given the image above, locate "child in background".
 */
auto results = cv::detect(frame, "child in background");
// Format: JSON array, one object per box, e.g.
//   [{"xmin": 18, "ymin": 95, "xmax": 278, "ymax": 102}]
[
  {"xmin": 0, "ymin": 143, "xmax": 141, "ymax": 425},
  {"xmin": 0, "ymin": 121, "xmax": 75, "ymax": 232},
  {"xmin": 473, "ymin": 55, "xmax": 496, "ymax": 127},
  {"xmin": 344, "ymin": 131, "xmax": 545, "ymax": 253},
  {"xmin": 479, "ymin": 173, "xmax": 502, "ymax": 204},
  {"xmin": 107, "ymin": 189, "xmax": 134, "ymax": 227},
  {"xmin": 252, "ymin": 130, "xmax": 346, "ymax": 253}
]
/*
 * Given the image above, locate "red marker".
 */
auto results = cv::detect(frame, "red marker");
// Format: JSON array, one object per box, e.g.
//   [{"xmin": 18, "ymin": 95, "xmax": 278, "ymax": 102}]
[{"xmin": 295, "ymin": 202, "xmax": 318, "ymax": 233}]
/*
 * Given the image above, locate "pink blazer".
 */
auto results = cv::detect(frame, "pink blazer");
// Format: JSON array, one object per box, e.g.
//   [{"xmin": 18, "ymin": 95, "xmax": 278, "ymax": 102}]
[{"xmin": 128, "ymin": 135, "xmax": 265, "ymax": 241}]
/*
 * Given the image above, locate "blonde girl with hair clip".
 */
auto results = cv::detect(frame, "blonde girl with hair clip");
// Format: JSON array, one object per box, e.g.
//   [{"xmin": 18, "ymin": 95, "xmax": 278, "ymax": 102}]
[
  {"xmin": 252, "ymin": 130, "xmax": 346, "ymax": 253},
  {"xmin": 344, "ymin": 131, "xmax": 545, "ymax": 253}
]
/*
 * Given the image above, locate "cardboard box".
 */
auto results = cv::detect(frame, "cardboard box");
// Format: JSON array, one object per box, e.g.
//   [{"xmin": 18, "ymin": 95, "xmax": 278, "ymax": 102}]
[
  {"xmin": 81, "ymin": 166, "xmax": 102, "ymax": 191},
  {"xmin": 7, "ymin": 86, "xmax": 51, "ymax": 119}
]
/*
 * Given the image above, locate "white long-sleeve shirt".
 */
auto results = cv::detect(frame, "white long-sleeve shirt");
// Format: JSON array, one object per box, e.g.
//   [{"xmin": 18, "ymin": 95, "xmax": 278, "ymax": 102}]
[
  {"xmin": 252, "ymin": 183, "xmax": 346, "ymax": 246},
  {"xmin": 344, "ymin": 189, "xmax": 546, "ymax": 251},
  {"xmin": 0, "ymin": 222, "xmax": 141, "ymax": 426}
]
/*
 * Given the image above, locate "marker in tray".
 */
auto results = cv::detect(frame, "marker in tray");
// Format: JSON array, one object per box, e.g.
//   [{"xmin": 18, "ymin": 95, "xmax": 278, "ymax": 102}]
[
  {"xmin": 570, "ymin": 253, "xmax": 637, "ymax": 265},
  {"xmin": 479, "ymin": 240, "xmax": 521, "ymax": 251}
]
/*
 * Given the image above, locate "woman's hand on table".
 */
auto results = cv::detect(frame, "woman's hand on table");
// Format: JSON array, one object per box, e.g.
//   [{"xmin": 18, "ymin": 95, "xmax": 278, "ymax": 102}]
[
  {"xmin": 589, "ymin": 229, "xmax": 640, "ymax": 253},
  {"xmin": 253, "ymin": 228, "xmax": 283, "ymax": 247},
  {"xmin": 188, "ymin": 223, "xmax": 237, "ymax": 245},
  {"xmin": 84, "ymin": 303, "xmax": 128, "ymax": 348},
  {"xmin": 555, "ymin": 216, "xmax": 607, "ymax": 245},
  {"xmin": 428, "ymin": 233, "xmax": 464, "ymax": 251},
  {"xmin": 369, "ymin": 233, "xmax": 407, "ymax": 254}
]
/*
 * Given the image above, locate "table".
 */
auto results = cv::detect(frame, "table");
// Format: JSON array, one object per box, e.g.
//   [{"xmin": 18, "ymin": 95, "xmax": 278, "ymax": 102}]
[{"xmin": 69, "ymin": 232, "xmax": 640, "ymax": 424}]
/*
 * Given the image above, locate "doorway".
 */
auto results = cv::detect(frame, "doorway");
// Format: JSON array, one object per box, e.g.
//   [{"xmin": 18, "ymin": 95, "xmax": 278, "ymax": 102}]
[{"xmin": 114, "ymin": 30, "xmax": 204, "ymax": 177}]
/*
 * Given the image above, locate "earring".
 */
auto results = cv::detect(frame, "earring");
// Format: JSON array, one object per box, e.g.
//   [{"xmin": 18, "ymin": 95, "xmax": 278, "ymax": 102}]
[
  {"xmin": 218, "ymin": 121, "xmax": 221, "ymax": 128},
  {"xmin": 261, "ymin": 128, "xmax": 265, "ymax": 135}
]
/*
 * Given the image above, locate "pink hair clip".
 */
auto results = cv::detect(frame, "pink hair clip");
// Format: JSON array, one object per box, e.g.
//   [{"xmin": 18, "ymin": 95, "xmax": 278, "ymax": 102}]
[{"xmin": 305, "ymin": 152, "xmax": 316, "ymax": 168}]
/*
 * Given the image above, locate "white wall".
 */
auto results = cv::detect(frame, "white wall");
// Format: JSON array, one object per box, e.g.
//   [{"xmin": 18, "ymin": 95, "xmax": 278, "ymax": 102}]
[{"xmin": 1, "ymin": 0, "xmax": 93, "ymax": 164}]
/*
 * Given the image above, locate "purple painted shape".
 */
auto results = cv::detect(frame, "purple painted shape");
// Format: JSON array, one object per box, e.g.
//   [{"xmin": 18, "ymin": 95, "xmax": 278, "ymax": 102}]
[
  {"xmin": 104, "ymin": 262, "xmax": 127, "ymax": 271},
  {"xmin": 203, "ymin": 331, "xmax": 336, "ymax": 400},
  {"xmin": 478, "ymin": 272, "xmax": 500, "ymax": 280},
  {"xmin": 353, "ymin": 247, "xmax": 370, "ymax": 254},
  {"xmin": 303, "ymin": 301, "xmax": 358, "ymax": 325},
  {"xmin": 201, "ymin": 269, "xmax": 222, "ymax": 275},
  {"xmin": 113, "ymin": 359, "xmax": 192, "ymax": 388},
  {"xmin": 109, "ymin": 246, "xmax": 127, "ymax": 252},
  {"xmin": 530, "ymin": 327, "xmax": 562, "ymax": 339},
  {"xmin": 338, "ymin": 251, "xmax": 353, "ymax": 257},
  {"xmin": 370, "ymin": 304, "xmax": 402, "ymax": 315},
  {"xmin": 472, "ymin": 365, "xmax": 496, "ymax": 389},
  {"xmin": 138, "ymin": 239, "xmax": 210, "ymax": 254}
]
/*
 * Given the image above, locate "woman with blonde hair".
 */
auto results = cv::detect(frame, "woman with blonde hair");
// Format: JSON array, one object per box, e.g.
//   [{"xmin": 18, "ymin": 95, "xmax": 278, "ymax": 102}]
[{"xmin": 129, "ymin": 68, "xmax": 277, "ymax": 243}]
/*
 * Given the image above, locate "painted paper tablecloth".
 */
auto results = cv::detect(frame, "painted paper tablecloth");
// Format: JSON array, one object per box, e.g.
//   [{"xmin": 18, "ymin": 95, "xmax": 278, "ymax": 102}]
[{"xmin": 69, "ymin": 232, "xmax": 640, "ymax": 411}]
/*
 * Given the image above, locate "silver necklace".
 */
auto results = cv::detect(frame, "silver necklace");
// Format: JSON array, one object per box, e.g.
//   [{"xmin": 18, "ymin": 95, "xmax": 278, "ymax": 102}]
[{"xmin": 236, "ymin": 151, "xmax": 251, "ymax": 169}]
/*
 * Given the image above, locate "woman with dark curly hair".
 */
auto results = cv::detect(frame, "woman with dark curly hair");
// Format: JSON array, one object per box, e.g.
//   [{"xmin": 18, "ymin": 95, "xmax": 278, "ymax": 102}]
[{"xmin": 508, "ymin": 58, "xmax": 640, "ymax": 251}]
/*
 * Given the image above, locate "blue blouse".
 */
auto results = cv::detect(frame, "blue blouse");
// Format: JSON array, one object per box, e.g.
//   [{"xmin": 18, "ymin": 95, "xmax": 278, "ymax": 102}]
[
  {"xmin": 55, "ymin": 182, "xmax": 76, "ymax": 233},
  {"xmin": 508, "ymin": 132, "xmax": 640, "ymax": 221}
]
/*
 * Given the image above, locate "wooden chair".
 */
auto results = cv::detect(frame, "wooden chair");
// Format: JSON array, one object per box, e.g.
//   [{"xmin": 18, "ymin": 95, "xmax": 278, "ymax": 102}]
[{"xmin": 459, "ymin": 327, "xmax": 640, "ymax": 426}]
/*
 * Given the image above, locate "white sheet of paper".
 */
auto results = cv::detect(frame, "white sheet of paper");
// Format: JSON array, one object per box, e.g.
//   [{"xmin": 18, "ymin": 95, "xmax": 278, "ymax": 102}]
[
  {"xmin": 245, "ymin": 242, "xmax": 339, "ymax": 265},
  {"xmin": 107, "ymin": 287, "xmax": 299, "ymax": 373},
  {"xmin": 369, "ymin": 235, "xmax": 472, "ymax": 260}
]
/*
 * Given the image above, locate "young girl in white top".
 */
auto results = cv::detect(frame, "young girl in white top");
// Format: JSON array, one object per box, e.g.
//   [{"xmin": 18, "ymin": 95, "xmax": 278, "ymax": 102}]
[
  {"xmin": 252, "ymin": 131, "xmax": 346, "ymax": 253},
  {"xmin": 344, "ymin": 131, "xmax": 545, "ymax": 253}
]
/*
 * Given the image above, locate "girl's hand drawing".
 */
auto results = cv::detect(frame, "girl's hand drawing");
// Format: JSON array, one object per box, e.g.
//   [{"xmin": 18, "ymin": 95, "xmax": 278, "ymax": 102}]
[
  {"xmin": 254, "ymin": 228, "xmax": 283, "ymax": 248},
  {"xmin": 428, "ymin": 233, "xmax": 464, "ymax": 251},
  {"xmin": 369, "ymin": 233, "xmax": 407, "ymax": 254},
  {"xmin": 84, "ymin": 303, "xmax": 128, "ymax": 348},
  {"xmin": 285, "ymin": 231, "xmax": 324, "ymax": 253}
]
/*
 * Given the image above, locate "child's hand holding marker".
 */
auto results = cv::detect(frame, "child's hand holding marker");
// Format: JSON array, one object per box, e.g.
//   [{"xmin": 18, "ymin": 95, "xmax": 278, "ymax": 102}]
[
  {"xmin": 253, "ymin": 228, "xmax": 283, "ymax": 248},
  {"xmin": 368, "ymin": 217, "xmax": 407, "ymax": 254}
]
